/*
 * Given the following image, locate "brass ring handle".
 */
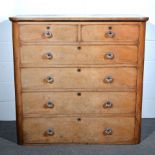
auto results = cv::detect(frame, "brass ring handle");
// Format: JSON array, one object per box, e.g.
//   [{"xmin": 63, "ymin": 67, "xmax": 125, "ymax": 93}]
[
  {"xmin": 103, "ymin": 101, "xmax": 113, "ymax": 108},
  {"xmin": 45, "ymin": 52, "xmax": 53, "ymax": 60},
  {"xmin": 105, "ymin": 31, "xmax": 115, "ymax": 38},
  {"xmin": 104, "ymin": 76, "xmax": 113, "ymax": 83},
  {"xmin": 47, "ymin": 101, "xmax": 54, "ymax": 108},
  {"xmin": 103, "ymin": 128, "xmax": 112, "ymax": 135},
  {"xmin": 46, "ymin": 76, "xmax": 54, "ymax": 84},
  {"xmin": 104, "ymin": 52, "xmax": 114, "ymax": 59},
  {"xmin": 44, "ymin": 31, "xmax": 53, "ymax": 38},
  {"xmin": 47, "ymin": 128, "xmax": 55, "ymax": 136}
]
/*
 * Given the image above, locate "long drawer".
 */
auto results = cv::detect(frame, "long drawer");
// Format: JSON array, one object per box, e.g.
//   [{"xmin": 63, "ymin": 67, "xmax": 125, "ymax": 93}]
[
  {"xmin": 22, "ymin": 92, "xmax": 136, "ymax": 115},
  {"xmin": 20, "ymin": 45, "xmax": 138, "ymax": 65},
  {"xmin": 23, "ymin": 117, "xmax": 135, "ymax": 144},
  {"xmin": 21, "ymin": 67, "xmax": 137, "ymax": 90}
]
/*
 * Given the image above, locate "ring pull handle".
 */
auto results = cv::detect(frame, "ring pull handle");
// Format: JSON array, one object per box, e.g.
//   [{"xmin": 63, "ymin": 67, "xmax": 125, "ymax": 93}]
[
  {"xmin": 104, "ymin": 76, "xmax": 113, "ymax": 83},
  {"xmin": 44, "ymin": 52, "xmax": 53, "ymax": 60},
  {"xmin": 105, "ymin": 31, "xmax": 115, "ymax": 38},
  {"xmin": 43, "ymin": 31, "xmax": 53, "ymax": 38},
  {"xmin": 103, "ymin": 128, "xmax": 112, "ymax": 135},
  {"xmin": 46, "ymin": 128, "xmax": 55, "ymax": 136},
  {"xmin": 46, "ymin": 101, "xmax": 54, "ymax": 108},
  {"xmin": 103, "ymin": 101, "xmax": 113, "ymax": 108},
  {"xmin": 46, "ymin": 76, "xmax": 54, "ymax": 84},
  {"xmin": 104, "ymin": 52, "xmax": 114, "ymax": 60}
]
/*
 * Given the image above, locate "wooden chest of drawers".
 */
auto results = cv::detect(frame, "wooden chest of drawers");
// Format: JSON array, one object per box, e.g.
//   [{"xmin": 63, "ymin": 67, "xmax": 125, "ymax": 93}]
[{"xmin": 10, "ymin": 16, "xmax": 148, "ymax": 145}]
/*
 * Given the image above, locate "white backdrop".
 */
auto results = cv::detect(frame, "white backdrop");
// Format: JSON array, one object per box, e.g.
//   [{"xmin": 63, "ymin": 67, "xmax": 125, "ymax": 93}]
[{"xmin": 0, "ymin": 0, "xmax": 155, "ymax": 120}]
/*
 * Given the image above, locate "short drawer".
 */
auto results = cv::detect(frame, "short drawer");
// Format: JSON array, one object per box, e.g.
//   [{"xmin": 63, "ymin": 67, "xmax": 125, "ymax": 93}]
[
  {"xmin": 19, "ymin": 24, "xmax": 78, "ymax": 42},
  {"xmin": 82, "ymin": 24, "xmax": 139, "ymax": 42},
  {"xmin": 20, "ymin": 45, "xmax": 138, "ymax": 66},
  {"xmin": 21, "ymin": 68, "xmax": 137, "ymax": 90},
  {"xmin": 23, "ymin": 117, "xmax": 135, "ymax": 144},
  {"xmin": 23, "ymin": 92, "xmax": 136, "ymax": 115}
]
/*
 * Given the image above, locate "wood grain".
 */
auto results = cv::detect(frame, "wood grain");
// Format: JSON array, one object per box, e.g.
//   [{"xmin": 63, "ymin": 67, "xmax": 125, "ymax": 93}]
[
  {"xmin": 20, "ymin": 45, "xmax": 138, "ymax": 65},
  {"xmin": 82, "ymin": 24, "xmax": 139, "ymax": 42},
  {"xmin": 22, "ymin": 92, "xmax": 136, "ymax": 115},
  {"xmin": 21, "ymin": 67, "xmax": 137, "ymax": 90},
  {"xmin": 9, "ymin": 16, "xmax": 149, "ymax": 22},
  {"xmin": 19, "ymin": 24, "xmax": 78, "ymax": 43},
  {"xmin": 23, "ymin": 117, "xmax": 135, "ymax": 144},
  {"xmin": 9, "ymin": 16, "xmax": 148, "ymax": 145},
  {"xmin": 134, "ymin": 22, "xmax": 146, "ymax": 143},
  {"xmin": 12, "ymin": 22, "xmax": 23, "ymax": 144}
]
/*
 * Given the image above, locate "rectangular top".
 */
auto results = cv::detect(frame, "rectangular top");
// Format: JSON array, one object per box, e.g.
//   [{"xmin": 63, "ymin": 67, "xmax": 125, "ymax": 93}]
[{"xmin": 9, "ymin": 14, "xmax": 149, "ymax": 22}]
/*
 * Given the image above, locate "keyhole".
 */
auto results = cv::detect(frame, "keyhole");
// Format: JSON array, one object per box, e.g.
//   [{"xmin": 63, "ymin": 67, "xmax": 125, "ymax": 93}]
[
  {"xmin": 77, "ymin": 46, "xmax": 81, "ymax": 50},
  {"xmin": 77, "ymin": 68, "xmax": 81, "ymax": 72},
  {"xmin": 46, "ymin": 26, "xmax": 50, "ymax": 29},
  {"xmin": 108, "ymin": 26, "xmax": 112, "ymax": 30},
  {"xmin": 77, "ymin": 92, "xmax": 81, "ymax": 96},
  {"xmin": 77, "ymin": 118, "xmax": 81, "ymax": 121}
]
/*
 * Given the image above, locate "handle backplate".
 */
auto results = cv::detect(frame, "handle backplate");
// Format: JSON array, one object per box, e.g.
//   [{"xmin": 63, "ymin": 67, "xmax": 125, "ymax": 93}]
[
  {"xmin": 44, "ymin": 52, "xmax": 53, "ymax": 60},
  {"xmin": 43, "ymin": 31, "xmax": 53, "ymax": 38},
  {"xmin": 103, "ymin": 128, "xmax": 112, "ymax": 135},
  {"xmin": 103, "ymin": 101, "xmax": 113, "ymax": 108},
  {"xmin": 104, "ymin": 52, "xmax": 114, "ymax": 60},
  {"xmin": 46, "ymin": 128, "xmax": 55, "ymax": 136},
  {"xmin": 46, "ymin": 101, "xmax": 54, "ymax": 108},
  {"xmin": 46, "ymin": 75, "xmax": 54, "ymax": 84},
  {"xmin": 104, "ymin": 76, "xmax": 113, "ymax": 83},
  {"xmin": 105, "ymin": 31, "xmax": 115, "ymax": 38}
]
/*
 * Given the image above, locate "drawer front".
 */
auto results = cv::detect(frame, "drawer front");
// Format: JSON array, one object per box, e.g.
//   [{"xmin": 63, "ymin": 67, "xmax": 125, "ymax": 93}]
[
  {"xmin": 82, "ymin": 24, "xmax": 139, "ymax": 42},
  {"xmin": 21, "ymin": 45, "xmax": 138, "ymax": 65},
  {"xmin": 21, "ymin": 68, "xmax": 137, "ymax": 90},
  {"xmin": 23, "ymin": 117, "xmax": 135, "ymax": 144},
  {"xmin": 19, "ymin": 24, "xmax": 78, "ymax": 42},
  {"xmin": 23, "ymin": 92, "xmax": 136, "ymax": 115}
]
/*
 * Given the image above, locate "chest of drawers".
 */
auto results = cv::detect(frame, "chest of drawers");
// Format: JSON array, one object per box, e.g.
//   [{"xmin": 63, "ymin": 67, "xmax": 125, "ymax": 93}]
[{"xmin": 10, "ymin": 16, "xmax": 148, "ymax": 145}]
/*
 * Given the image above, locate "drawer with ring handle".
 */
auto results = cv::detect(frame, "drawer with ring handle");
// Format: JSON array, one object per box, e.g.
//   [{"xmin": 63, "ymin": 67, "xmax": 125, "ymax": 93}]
[
  {"xmin": 21, "ymin": 68, "xmax": 136, "ymax": 90},
  {"xmin": 20, "ymin": 45, "xmax": 137, "ymax": 66},
  {"xmin": 23, "ymin": 117, "xmax": 135, "ymax": 143},
  {"xmin": 82, "ymin": 24, "xmax": 139, "ymax": 42},
  {"xmin": 19, "ymin": 24, "xmax": 78, "ymax": 42},
  {"xmin": 23, "ymin": 92, "xmax": 136, "ymax": 115}
]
